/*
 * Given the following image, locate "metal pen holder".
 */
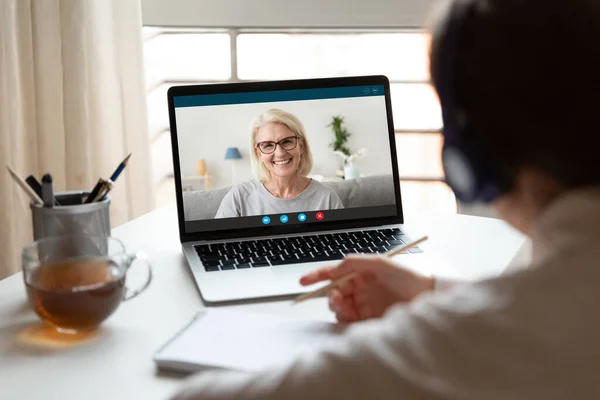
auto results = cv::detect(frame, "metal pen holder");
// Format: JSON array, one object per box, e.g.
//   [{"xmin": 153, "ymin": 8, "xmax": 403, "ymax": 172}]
[{"xmin": 30, "ymin": 191, "xmax": 111, "ymax": 241}]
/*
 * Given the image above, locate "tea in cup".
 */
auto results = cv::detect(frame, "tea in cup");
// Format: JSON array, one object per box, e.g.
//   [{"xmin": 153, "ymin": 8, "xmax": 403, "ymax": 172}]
[{"xmin": 22, "ymin": 235, "xmax": 152, "ymax": 333}]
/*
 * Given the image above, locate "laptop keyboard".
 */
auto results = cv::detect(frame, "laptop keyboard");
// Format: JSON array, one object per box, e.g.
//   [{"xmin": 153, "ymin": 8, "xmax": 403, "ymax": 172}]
[{"xmin": 194, "ymin": 228, "xmax": 423, "ymax": 272}]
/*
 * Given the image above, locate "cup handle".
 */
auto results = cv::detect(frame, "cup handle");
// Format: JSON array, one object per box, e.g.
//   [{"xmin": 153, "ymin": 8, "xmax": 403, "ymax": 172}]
[{"xmin": 122, "ymin": 252, "xmax": 153, "ymax": 301}]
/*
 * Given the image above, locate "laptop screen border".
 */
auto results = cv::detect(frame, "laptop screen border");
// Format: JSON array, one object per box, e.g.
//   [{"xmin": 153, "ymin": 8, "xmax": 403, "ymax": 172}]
[{"xmin": 167, "ymin": 75, "xmax": 404, "ymax": 243}]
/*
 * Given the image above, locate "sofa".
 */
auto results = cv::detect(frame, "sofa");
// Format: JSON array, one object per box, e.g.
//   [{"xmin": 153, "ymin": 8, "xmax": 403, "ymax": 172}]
[{"xmin": 183, "ymin": 174, "xmax": 396, "ymax": 220}]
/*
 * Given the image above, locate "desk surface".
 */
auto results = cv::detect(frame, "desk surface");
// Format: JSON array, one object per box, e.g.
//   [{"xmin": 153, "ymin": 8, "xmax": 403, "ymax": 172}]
[{"xmin": 0, "ymin": 204, "xmax": 526, "ymax": 400}]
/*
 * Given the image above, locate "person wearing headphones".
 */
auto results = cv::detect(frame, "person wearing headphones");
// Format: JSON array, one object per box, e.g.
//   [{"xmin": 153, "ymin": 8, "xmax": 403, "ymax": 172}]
[{"xmin": 171, "ymin": 0, "xmax": 600, "ymax": 398}]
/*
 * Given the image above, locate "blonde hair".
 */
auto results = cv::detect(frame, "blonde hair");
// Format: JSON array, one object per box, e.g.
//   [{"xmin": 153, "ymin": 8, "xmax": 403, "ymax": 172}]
[{"xmin": 249, "ymin": 109, "xmax": 314, "ymax": 182}]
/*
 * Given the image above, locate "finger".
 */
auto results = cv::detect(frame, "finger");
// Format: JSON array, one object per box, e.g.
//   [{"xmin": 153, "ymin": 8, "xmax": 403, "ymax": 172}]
[
  {"xmin": 351, "ymin": 278, "xmax": 373, "ymax": 319},
  {"xmin": 329, "ymin": 290, "xmax": 356, "ymax": 316},
  {"xmin": 329, "ymin": 255, "xmax": 382, "ymax": 281},
  {"xmin": 327, "ymin": 257, "xmax": 361, "ymax": 280},
  {"xmin": 329, "ymin": 290, "xmax": 359, "ymax": 321},
  {"xmin": 302, "ymin": 255, "xmax": 388, "ymax": 286},
  {"xmin": 352, "ymin": 278, "xmax": 370, "ymax": 304},
  {"xmin": 336, "ymin": 312, "xmax": 358, "ymax": 324},
  {"xmin": 353, "ymin": 291, "xmax": 369, "ymax": 305},
  {"xmin": 328, "ymin": 289, "xmax": 344, "ymax": 313},
  {"xmin": 301, "ymin": 257, "xmax": 368, "ymax": 286},
  {"xmin": 335, "ymin": 313, "xmax": 355, "ymax": 324},
  {"xmin": 336, "ymin": 278, "xmax": 355, "ymax": 297},
  {"xmin": 335, "ymin": 302, "xmax": 359, "ymax": 322},
  {"xmin": 299, "ymin": 266, "xmax": 336, "ymax": 286},
  {"xmin": 337, "ymin": 296, "xmax": 359, "ymax": 321},
  {"xmin": 356, "ymin": 301, "xmax": 373, "ymax": 321}
]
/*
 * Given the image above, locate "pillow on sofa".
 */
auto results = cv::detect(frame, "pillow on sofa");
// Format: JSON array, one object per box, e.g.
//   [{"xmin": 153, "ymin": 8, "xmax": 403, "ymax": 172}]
[
  {"xmin": 184, "ymin": 186, "xmax": 231, "ymax": 221},
  {"xmin": 322, "ymin": 174, "xmax": 395, "ymax": 209},
  {"xmin": 183, "ymin": 174, "xmax": 395, "ymax": 221}
]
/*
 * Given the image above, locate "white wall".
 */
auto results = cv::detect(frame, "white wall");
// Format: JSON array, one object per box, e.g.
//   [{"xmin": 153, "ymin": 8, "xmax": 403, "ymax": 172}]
[
  {"xmin": 175, "ymin": 96, "xmax": 393, "ymax": 189},
  {"xmin": 142, "ymin": 0, "xmax": 440, "ymax": 29}
]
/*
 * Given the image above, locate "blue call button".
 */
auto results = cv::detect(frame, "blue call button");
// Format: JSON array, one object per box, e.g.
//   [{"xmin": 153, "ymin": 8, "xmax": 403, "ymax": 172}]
[
  {"xmin": 262, "ymin": 216, "xmax": 271, "ymax": 225},
  {"xmin": 280, "ymin": 215, "xmax": 289, "ymax": 223},
  {"xmin": 297, "ymin": 213, "xmax": 307, "ymax": 222}
]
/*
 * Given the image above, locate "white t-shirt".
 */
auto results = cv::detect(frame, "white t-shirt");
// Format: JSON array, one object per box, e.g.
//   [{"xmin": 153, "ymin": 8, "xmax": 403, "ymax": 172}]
[{"xmin": 214, "ymin": 179, "xmax": 344, "ymax": 218}]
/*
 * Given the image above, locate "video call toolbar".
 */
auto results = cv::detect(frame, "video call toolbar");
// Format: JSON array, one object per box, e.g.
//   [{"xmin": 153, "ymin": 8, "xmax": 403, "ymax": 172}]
[
  {"xmin": 259, "ymin": 210, "xmax": 325, "ymax": 226},
  {"xmin": 184, "ymin": 205, "xmax": 397, "ymax": 233}
]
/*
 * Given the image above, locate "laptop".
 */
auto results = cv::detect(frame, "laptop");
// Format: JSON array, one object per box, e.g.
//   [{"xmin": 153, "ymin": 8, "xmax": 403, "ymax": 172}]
[{"xmin": 168, "ymin": 75, "xmax": 429, "ymax": 303}]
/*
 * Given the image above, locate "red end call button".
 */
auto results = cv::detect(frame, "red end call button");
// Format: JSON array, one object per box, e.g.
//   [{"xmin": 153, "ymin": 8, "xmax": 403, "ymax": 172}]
[{"xmin": 316, "ymin": 212, "xmax": 325, "ymax": 221}]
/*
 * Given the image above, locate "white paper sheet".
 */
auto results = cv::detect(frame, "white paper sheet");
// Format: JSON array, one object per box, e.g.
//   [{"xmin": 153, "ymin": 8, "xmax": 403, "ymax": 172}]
[{"xmin": 154, "ymin": 309, "xmax": 343, "ymax": 373}]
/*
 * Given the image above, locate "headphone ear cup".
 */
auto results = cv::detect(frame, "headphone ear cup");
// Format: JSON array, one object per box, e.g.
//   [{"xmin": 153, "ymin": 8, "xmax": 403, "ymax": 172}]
[
  {"xmin": 442, "ymin": 145, "xmax": 478, "ymax": 202},
  {"xmin": 442, "ymin": 122, "xmax": 502, "ymax": 203}
]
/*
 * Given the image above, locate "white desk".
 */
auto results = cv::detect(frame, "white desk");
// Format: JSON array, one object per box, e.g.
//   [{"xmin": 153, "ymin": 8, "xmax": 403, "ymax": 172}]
[{"xmin": 0, "ymin": 204, "xmax": 526, "ymax": 400}]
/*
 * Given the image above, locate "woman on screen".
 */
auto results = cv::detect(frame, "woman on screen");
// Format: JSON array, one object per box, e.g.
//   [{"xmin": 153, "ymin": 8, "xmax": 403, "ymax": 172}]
[{"xmin": 215, "ymin": 109, "xmax": 344, "ymax": 218}]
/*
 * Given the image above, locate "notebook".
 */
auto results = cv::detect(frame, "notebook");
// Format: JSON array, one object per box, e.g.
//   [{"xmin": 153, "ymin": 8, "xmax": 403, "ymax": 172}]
[{"xmin": 153, "ymin": 309, "xmax": 344, "ymax": 373}]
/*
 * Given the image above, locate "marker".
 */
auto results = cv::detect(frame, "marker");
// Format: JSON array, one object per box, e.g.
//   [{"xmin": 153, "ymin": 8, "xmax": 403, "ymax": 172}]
[
  {"xmin": 41, "ymin": 174, "xmax": 54, "ymax": 208},
  {"xmin": 25, "ymin": 176, "xmax": 43, "ymax": 198},
  {"xmin": 27, "ymin": 175, "xmax": 60, "ymax": 206}
]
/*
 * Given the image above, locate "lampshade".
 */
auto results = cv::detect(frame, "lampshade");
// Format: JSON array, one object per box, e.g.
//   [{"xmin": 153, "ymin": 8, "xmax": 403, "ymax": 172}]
[{"xmin": 224, "ymin": 147, "xmax": 242, "ymax": 160}]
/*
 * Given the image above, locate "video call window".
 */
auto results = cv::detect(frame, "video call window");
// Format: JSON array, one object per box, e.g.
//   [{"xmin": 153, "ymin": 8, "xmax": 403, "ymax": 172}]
[{"xmin": 173, "ymin": 85, "xmax": 398, "ymax": 233}]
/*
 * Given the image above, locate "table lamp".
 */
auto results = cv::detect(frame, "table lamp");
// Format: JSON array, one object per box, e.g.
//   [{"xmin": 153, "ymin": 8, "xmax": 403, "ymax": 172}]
[
  {"xmin": 224, "ymin": 147, "xmax": 242, "ymax": 185},
  {"xmin": 195, "ymin": 159, "xmax": 207, "ymax": 176}
]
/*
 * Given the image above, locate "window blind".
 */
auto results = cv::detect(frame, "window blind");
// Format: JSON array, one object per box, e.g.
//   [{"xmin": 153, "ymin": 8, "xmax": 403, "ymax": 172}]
[{"xmin": 141, "ymin": 0, "xmax": 439, "ymax": 29}]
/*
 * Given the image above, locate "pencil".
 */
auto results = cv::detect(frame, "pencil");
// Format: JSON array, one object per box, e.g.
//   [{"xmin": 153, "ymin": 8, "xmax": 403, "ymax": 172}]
[
  {"xmin": 84, "ymin": 153, "xmax": 131, "ymax": 204},
  {"xmin": 293, "ymin": 235, "xmax": 428, "ymax": 304},
  {"xmin": 85, "ymin": 153, "xmax": 132, "ymax": 204},
  {"xmin": 109, "ymin": 153, "xmax": 131, "ymax": 182},
  {"xmin": 6, "ymin": 166, "xmax": 44, "ymax": 206},
  {"xmin": 97, "ymin": 153, "xmax": 130, "ymax": 201}
]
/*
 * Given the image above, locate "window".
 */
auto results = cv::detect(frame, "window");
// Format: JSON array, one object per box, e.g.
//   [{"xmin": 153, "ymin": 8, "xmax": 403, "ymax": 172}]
[{"xmin": 143, "ymin": 10, "xmax": 455, "ymax": 215}]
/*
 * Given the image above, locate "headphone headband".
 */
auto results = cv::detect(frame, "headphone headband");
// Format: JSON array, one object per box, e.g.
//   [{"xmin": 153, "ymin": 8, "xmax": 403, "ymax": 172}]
[{"xmin": 435, "ymin": 0, "xmax": 502, "ymax": 203}]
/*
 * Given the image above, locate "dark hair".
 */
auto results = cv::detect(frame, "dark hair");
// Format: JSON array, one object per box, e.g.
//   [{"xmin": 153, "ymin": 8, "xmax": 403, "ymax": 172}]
[{"xmin": 430, "ymin": 0, "xmax": 600, "ymax": 191}]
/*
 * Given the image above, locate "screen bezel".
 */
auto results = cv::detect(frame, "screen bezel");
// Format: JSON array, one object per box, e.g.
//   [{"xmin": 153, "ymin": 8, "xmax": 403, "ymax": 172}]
[{"xmin": 167, "ymin": 75, "xmax": 404, "ymax": 243}]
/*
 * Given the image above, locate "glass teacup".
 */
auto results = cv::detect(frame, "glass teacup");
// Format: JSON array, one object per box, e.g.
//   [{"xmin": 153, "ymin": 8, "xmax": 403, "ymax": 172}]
[{"xmin": 22, "ymin": 234, "xmax": 152, "ymax": 333}]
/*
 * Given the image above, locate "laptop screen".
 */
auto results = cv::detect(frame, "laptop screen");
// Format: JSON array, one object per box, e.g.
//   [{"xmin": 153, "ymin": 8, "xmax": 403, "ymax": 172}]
[{"xmin": 169, "ymin": 77, "xmax": 401, "ymax": 236}]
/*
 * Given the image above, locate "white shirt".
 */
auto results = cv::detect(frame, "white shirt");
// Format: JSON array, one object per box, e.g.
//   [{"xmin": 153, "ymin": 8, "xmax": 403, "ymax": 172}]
[{"xmin": 171, "ymin": 187, "xmax": 600, "ymax": 400}]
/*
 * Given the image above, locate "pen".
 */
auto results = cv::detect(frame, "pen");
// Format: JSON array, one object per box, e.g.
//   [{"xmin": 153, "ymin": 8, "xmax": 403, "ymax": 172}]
[
  {"xmin": 25, "ymin": 175, "xmax": 43, "ymax": 198},
  {"xmin": 93, "ymin": 179, "xmax": 112, "ymax": 203},
  {"xmin": 84, "ymin": 153, "xmax": 131, "ymax": 203},
  {"xmin": 6, "ymin": 166, "xmax": 44, "ymax": 206},
  {"xmin": 293, "ymin": 236, "xmax": 429, "ymax": 304},
  {"xmin": 85, "ymin": 178, "xmax": 106, "ymax": 204},
  {"xmin": 41, "ymin": 174, "xmax": 54, "ymax": 208}
]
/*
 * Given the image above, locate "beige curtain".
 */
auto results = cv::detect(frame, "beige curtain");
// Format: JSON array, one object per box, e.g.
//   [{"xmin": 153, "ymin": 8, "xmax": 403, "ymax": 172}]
[{"xmin": 0, "ymin": 0, "xmax": 154, "ymax": 279}]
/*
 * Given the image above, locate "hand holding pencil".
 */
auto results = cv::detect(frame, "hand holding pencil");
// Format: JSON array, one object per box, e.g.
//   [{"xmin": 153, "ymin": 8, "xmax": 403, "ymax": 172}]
[{"xmin": 296, "ymin": 236, "xmax": 434, "ymax": 323}]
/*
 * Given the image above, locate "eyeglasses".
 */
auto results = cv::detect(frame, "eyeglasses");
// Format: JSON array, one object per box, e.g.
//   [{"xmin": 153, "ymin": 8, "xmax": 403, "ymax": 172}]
[{"xmin": 255, "ymin": 136, "xmax": 299, "ymax": 154}]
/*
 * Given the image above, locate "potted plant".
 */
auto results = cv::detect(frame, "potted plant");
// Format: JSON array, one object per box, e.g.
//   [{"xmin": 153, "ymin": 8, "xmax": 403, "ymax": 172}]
[
  {"xmin": 334, "ymin": 149, "xmax": 367, "ymax": 180},
  {"xmin": 328, "ymin": 116, "xmax": 366, "ymax": 179}
]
